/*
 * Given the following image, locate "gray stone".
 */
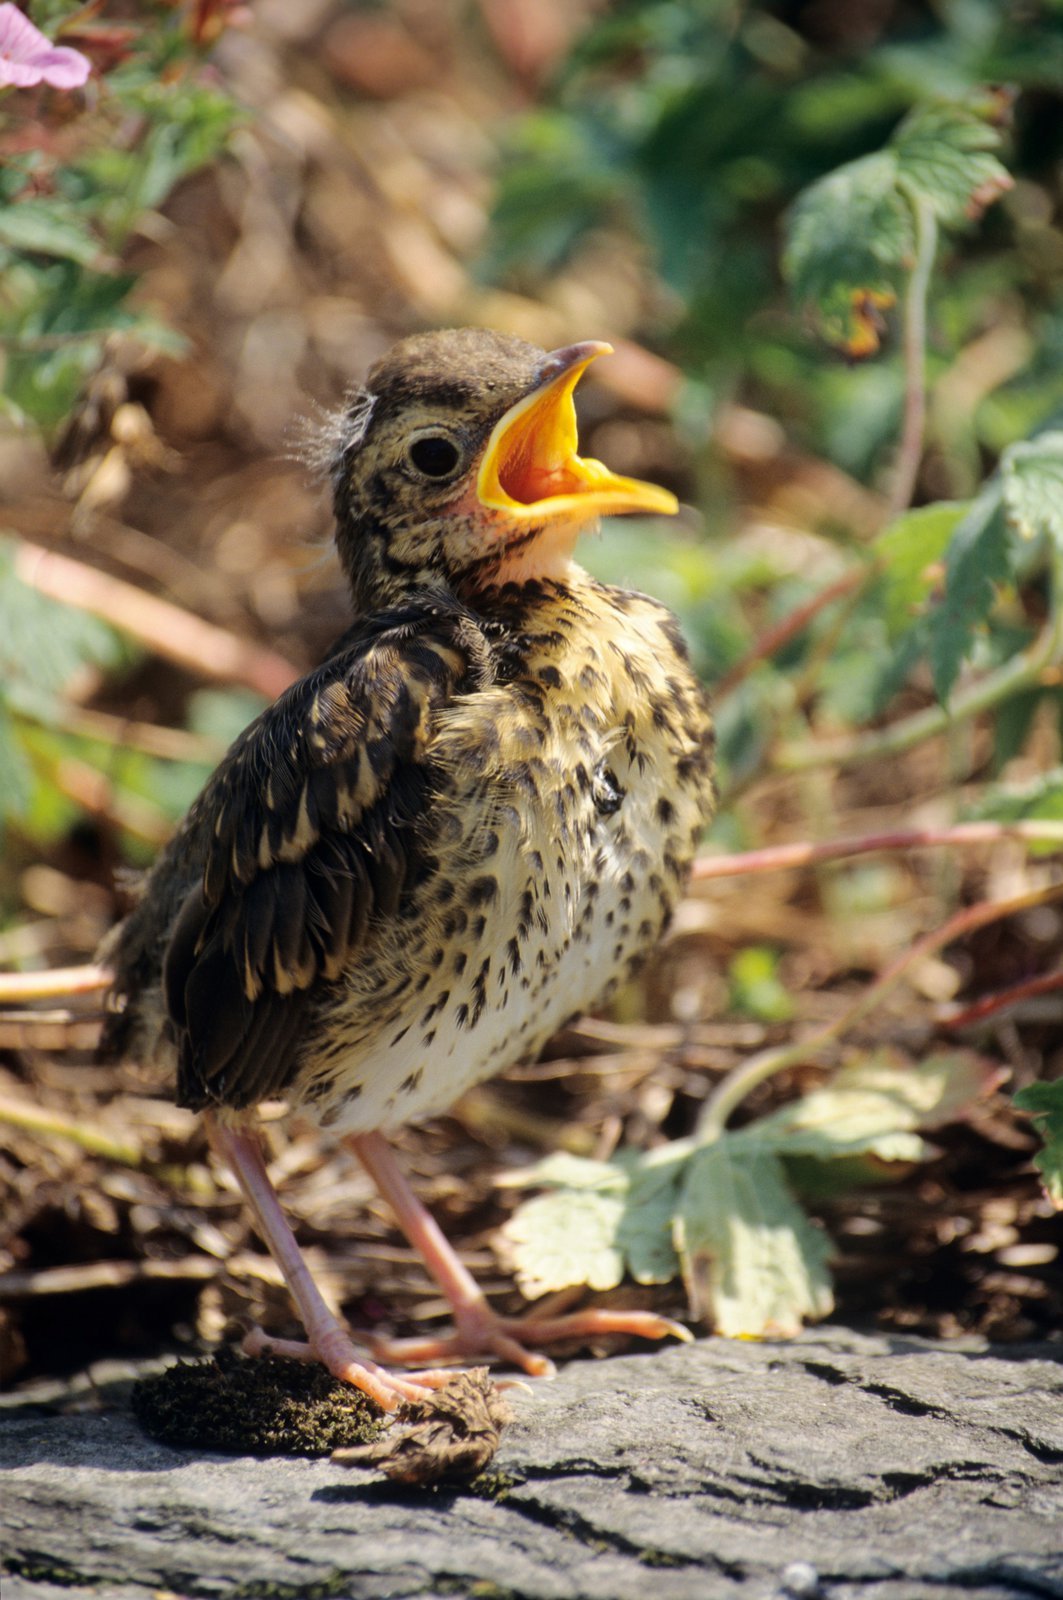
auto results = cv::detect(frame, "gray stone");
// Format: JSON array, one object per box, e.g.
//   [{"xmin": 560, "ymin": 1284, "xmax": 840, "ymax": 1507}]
[{"xmin": 3, "ymin": 1327, "xmax": 1063, "ymax": 1599}]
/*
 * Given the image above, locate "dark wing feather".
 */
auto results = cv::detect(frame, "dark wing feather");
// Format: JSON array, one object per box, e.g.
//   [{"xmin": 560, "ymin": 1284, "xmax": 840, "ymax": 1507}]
[{"xmin": 103, "ymin": 604, "xmax": 485, "ymax": 1111}]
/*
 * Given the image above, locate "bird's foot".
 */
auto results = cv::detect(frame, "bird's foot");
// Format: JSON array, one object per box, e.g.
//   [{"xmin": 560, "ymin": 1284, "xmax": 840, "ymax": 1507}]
[
  {"xmin": 242, "ymin": 1323, "xmax": 459, "ymax": 1411},
  {"xmin": 369, "ymin": 1304, "xmax": 692, "ymax": 1379}
]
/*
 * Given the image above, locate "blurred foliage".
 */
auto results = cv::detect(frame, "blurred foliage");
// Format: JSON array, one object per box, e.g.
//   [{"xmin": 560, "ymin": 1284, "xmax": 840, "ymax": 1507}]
[
  {"xmin": 490, "ymin": 0, "xmax": 1063, "ymax": 800},
  {"xmin": 1014, "ymin": 1080, "xmax": 1063, "ymax": 1206},
  {"xmin": 0, "ymin": 2, "xmax": 242, "ymax": 854},
  {"xmin": 0, "ymin": 0, "xmax": 239, "ymax": 430}
]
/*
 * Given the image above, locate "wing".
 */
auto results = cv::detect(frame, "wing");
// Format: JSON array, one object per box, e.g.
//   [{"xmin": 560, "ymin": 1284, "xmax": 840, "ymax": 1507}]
[{"xmin": 155, "ymin": 607, "xmax": 485, "ymax": 1111}]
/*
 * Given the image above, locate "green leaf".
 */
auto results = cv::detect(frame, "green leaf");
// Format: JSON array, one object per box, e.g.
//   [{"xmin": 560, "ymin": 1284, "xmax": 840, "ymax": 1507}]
[
  {"xmin": 753, "ymin": 1048, "xmax": 1003, "ymax": 1164},
  {"xmin": 968, "ymin": 766, "xmax": 1063, "ymax": 853},
  {"xmin": 0, "ymin": 699, "xmax": 33, "ymax": 823},
  {"xmin": 0, "ymin": 539, "xmax": 127, "ymax": 695},
  {"xmin": 877, "ymin": 502, "xmax": 968, "ymax": 635},
  {"xmin": 892, "ymin": 100, "xmax": 1013, "ymax": 227},
  {"xmin": 673, "ymin": 1142, "xmax": 833, "ymax": 1338},
  {"xmin": 498, "ymin": 1051, "xmax": 1001, "ymax": 1337},
  {"xmin": 784, "ymin": 95, "xmax": 1012, "ymax": 355},
  {"xmin": 617, "ymin": 1149, "xmax": 685, "ymax": 1285},
  {"xmin": 0, "ymin": 200, "xmax": 103, "ymax": 267},
  {"xmin": 501, "ymin": 1152, "xmax": 626, "ymax": 1192},
  {"xmin": 502, "ymin": 1187, "xmax": 627, "ymax": 1298},
  {"xmin": 1001, "ymin": 431, "xmax": 1063, "ymax": 545},
  {"xmin": 928, "ymin": 488, "xmax": 1012, "ymax": 701},
  {"xmin": 1013, "ymin": 1082, "xmax": 1063, "ymax": 1209},
  {"xmin": 783, "ymin": 151, "xmax": 908, "ymax": 354}
]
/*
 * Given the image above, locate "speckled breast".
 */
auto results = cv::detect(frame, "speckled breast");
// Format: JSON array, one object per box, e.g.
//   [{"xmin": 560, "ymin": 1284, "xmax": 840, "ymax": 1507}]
[{"xmin": 294, "ymin": 574, "xmax": 716, "ymax": 1135}]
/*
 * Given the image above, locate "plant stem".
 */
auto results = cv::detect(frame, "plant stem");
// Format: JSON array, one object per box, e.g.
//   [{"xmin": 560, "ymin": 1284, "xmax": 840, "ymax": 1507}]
[
  {"xmin": 692, "ymin": 819, "xmax": 1063, "ymax": 881},
  {"xmin": 0, "ymin": 1092, "xmax": 144, "ymax": 1167},
  {"xmin": 0, "ymin": 963, "xmax": 111, "ymax": 1002},
  {"xmin": 696, "ymin": 878, "xmax": 1063, "ymax": 1143},
  {"xmin": 774, "ymin": 542, "xmax": 1063, "ymax": 773},
  {"xmin": 942, "ymin": 967, "xmax": 1063, "ymax": 1030},
  {"xmin": 886, "ymin": 185, "xmax": 938, "ymax": 523},
  {"xmin": 715, "ymin": 567, "xmax": 870, "ymax": 700}
]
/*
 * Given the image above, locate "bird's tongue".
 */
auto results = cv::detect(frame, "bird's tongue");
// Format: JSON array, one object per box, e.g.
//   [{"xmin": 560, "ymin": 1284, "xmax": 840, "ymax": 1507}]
[{"xmin": 477, "ymin": 343, "xmax": 678, "ymax": 521}]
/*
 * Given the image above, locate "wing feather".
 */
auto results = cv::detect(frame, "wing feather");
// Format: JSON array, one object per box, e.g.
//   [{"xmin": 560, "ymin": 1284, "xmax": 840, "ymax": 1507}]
[{"xmin": 127, "ymin": 606, "xmax": 486, "ymax": 1111}]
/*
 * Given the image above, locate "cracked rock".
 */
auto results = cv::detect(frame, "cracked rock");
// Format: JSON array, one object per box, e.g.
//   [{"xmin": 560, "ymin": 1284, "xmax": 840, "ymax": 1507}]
[{"xmin": 3, "ymin": 1327, "xmax": 1063, "ymax": 1599}]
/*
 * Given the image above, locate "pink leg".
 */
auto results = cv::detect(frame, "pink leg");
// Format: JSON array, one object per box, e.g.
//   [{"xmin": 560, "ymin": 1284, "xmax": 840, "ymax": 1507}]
[
  {"xmin": 347, "ymin": 1130, "xmax": 691, "ymax": 1377},
  {"xmin": 207, "ymin": 1116, "xmax": 452, "ymax": 1410}
]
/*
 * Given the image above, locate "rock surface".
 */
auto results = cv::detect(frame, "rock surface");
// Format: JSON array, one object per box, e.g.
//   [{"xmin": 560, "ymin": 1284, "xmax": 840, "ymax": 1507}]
[{"xmin": 3, "ymin": 1326, "xmax": 1063, "ymax": 1599}]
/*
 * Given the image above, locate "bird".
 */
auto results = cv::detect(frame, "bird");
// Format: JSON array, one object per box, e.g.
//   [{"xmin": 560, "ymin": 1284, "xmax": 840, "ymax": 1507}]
[{"xmin": 98, "ymin": 327, "xmax": 716, "ymax": 1411}]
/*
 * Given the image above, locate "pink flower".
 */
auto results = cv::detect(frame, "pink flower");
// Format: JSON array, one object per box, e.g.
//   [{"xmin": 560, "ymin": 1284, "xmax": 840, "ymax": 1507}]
[{"xmin": 0, "ymin": 4, "xmax": 91, "ymax": 90}]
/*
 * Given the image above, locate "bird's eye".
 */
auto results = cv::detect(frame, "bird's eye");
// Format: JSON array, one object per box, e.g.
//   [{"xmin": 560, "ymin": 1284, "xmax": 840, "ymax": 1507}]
[{"xmin": 408, "ymin": 436, "xmax": 461, "ymax": 478}]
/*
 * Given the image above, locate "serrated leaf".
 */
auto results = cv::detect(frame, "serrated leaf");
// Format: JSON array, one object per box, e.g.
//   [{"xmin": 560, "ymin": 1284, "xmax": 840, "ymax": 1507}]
[
  {"xmin": 1013, "ymin": 1082, "xmax": 1063, "ymax": 1209},
  {"xmin": 784, "ymin": 95, "xmax": 1012, "ymax": 354},
  {"xmin": 783, "ymin": 151, "xmax": 908, "ymax": 354},
  {"xmin": 674, "ymin": 1142, "xmax": 833, "ymax": 1338},
  {"xmin": 0, "ymin": 200, "xmax": 103, "ymax": 267},
  {"xmin": 877, "ymin": 502, "xmax": 967, "ymax": 635},
  {"xmin": 1001, "ymin": 432, "xmax": 1063, "ymax": 545},
  {"xmin": 501, "ymin": 1187, "xmax": 627, "ymax": 1298},
  {"xmin": 893, "ymin": 101, "xmax": 1013, "ymax": 227},
  {"xmin": 928, "ymin": 488, "xmax": 1012, "ymax": 701}
]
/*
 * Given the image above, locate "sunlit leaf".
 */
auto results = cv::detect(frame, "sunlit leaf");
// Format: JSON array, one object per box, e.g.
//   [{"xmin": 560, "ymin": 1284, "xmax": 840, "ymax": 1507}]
[
  {"xmin": 502, "ymin": 1187, "xmax": 627, "ymax": 1298},
  {"xmin": 893, "ymin": 100, "xmax": 1013, "ymax": 226},
  {"xmin": 1013, "ymin": 1081, "xmax": 1063, "ymax": 1209},
  {"xmin": 754, "ymin": 1047, "xmax": 1005, "ymax": 1162},
  {"xmin": 500, "ymin": 1152, "xmax": 626, "ymax": 1192},
  {"xmin": 1001, "ymin": 431, "xmax": 1063, "ymax": 545},
  {"xmin": 674, "ymin": 1142, "xmax": 833, "ymax": 1338}
]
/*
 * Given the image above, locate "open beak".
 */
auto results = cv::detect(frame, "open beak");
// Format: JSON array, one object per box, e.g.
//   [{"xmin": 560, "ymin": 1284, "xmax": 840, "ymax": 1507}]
[{"xmin": 476, "ymin": 342, "xmax": 679, "ymax": 522}]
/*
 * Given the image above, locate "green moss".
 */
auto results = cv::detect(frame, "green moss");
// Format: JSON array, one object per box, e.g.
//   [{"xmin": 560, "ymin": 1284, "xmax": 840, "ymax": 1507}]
[
  {"xmin": 468, "ymin": 1467, "xmax": 520, "ymax": 1501},
  {"xmin": 131, "ymin": 1348, "xmax": 384, "ymax": 1456}
]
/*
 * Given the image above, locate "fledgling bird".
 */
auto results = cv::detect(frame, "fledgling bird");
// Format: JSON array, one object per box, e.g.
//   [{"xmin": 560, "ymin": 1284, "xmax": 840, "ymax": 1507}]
[{"xmin": 99, "ymin": 328, "xmax": 716, "ymax": 1410}]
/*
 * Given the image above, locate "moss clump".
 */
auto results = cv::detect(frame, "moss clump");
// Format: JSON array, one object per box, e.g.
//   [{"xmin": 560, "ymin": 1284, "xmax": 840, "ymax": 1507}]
[{"xmin": 132, "ymin": 1348, "xmax": 384, "ymax": 1456}]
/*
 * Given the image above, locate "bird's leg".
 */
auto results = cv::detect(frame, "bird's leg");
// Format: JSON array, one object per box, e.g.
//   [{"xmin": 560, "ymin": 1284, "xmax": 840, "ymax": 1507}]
[
  {"xmin": 347, "ymin": 1130, "xmax": 691, "ymax": 1377},
  {"xmin": 206, "ymin": 1115, "xmax": 453, "ymax": 1410}
]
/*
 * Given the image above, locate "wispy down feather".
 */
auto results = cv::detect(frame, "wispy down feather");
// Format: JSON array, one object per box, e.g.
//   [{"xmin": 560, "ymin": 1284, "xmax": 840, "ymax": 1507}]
[{"xmin": 289, "ymin": 387, "xmax": 377, "ymax": 486}]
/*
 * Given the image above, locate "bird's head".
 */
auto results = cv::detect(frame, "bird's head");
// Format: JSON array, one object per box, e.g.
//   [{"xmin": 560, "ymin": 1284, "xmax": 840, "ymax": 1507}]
[{"xmin": 324, "ymin": 328, "xmax": 678, "ymax": 611}]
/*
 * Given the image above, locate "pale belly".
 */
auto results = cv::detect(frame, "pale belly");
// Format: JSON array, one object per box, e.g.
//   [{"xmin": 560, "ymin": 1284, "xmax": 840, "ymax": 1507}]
[
  {"xmin": 297, "ymin": 753, "xmax": 677, "ymax": 1133},
  {"xmin": 289, "ymin": 583, "xmax": 714, "ymax": 1137}
]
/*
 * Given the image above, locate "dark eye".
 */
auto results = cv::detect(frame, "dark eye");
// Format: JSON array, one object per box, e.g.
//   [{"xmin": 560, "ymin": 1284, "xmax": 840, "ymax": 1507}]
[{"xmin": 408, "ymin": 436, "xmax": 460, "ymax": 478}]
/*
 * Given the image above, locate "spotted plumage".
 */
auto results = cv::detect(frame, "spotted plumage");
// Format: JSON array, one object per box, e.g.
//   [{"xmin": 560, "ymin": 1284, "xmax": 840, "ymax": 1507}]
[{"xmin": 98, "ymin": 327, "xmax": 716, "ymax": 1408}]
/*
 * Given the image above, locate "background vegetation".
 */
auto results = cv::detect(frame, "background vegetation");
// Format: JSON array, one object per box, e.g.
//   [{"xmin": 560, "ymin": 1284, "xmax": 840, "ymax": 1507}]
[{"xmin": 4, "ymin": 0, "xmax": 1063, "ymax": 1384}]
